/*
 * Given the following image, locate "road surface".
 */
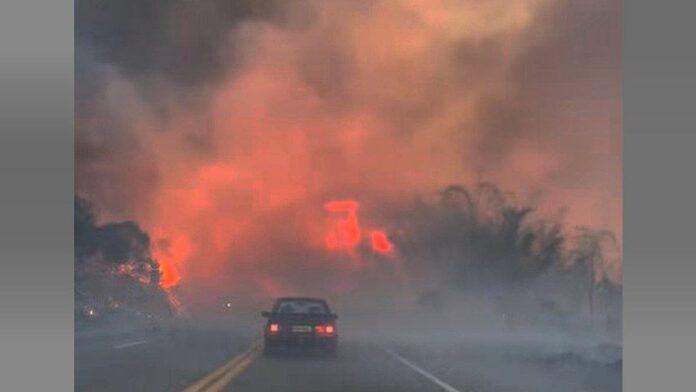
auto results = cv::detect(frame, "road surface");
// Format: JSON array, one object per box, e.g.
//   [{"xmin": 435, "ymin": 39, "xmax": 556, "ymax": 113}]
[{"xmin": 76, "ymin": 321, "xmax": 621, "ymax": 392}]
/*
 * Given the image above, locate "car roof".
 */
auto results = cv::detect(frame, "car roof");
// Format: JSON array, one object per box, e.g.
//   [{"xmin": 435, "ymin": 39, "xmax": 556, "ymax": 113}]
[{"xmin": 275, "ymin": 297, "xmax": 327, "ymax": 302}]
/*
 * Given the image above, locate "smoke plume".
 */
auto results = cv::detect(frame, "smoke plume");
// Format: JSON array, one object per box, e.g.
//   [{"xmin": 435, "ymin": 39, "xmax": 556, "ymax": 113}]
[{"xmin": 75, "ymin": 0, "xmax": 622, "ymax": 310}]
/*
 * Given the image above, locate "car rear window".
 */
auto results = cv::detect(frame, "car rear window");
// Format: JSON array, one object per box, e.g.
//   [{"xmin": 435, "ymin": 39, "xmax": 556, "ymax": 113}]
[{"xmin": 274, "ymin": 299, "xmax": 329, "ymax": 314}]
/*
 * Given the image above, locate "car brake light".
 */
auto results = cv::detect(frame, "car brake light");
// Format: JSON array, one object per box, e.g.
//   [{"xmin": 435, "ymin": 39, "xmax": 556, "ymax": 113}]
[
  {"xmin": 315, "ymin": 325, "xmax": 335, "ymax": 334},
  {"xmin": 269, "ymin": 323, "xmax": 280, "ymax": 333}
]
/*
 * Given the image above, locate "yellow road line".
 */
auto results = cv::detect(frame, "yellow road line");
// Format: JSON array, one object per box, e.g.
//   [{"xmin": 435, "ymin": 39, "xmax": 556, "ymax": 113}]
[
  {"xmin": 182, "ymin": 341, "xmax": 261, "ymax": 392},
  {"xmin": 205, "ymin": 346, "xmax": 260, "ymax": 392}
]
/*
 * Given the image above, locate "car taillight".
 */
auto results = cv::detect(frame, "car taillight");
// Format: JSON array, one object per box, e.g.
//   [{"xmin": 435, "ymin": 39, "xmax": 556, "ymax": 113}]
[
  {"xmin": 314, "ymin": 325, "xmax": 335, "ymax": 335},
  {"xmin": 268, "ymin": 323, "xmax": 280, "ymax": 333}
]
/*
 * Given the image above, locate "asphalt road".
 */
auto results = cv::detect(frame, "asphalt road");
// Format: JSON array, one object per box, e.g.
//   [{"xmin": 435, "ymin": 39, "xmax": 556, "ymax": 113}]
[
  {"xmin": 76, "ymin": 321, "xmax": 621, "ymax": 392},
  {"xmin": 75, "ymin": 320, "xmax": 254, "ymax": 392},
  {"xmin": 223, "ymin": 341, "xmax": 446, "ymax": 392}
]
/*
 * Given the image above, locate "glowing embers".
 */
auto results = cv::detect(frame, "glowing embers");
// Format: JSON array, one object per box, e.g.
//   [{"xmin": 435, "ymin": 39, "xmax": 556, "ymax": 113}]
[
  {"xmin": 165, "ymin": 289, "xmax": 184, "ymax": 316},
  {"xmin": 113, "ymin": 260, "xmax": 154, "ymax": 285},
  {"xmin": 324, "ymin": 200, "xmax": 394, "ymax": 255}
]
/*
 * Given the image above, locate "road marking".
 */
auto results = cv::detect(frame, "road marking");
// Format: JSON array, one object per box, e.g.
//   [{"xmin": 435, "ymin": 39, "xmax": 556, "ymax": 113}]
[
  {"xmin": 384, "ymin": 348, "xmax": 466, "ymax": 392},
  {"xmin": 182, "ymin": 341, "xmax": 261, "ymax": 392},
  {"xmin": 205, "ymin": 347, "xmax": 259, "ymax": 392},
  {"xmin": 113, "ymin": 340, "xmax": 149, "ymax": 350}
]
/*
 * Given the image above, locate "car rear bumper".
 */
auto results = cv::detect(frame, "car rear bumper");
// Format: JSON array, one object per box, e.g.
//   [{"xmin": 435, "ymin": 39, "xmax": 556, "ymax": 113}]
[{"xmin": 265, "ymin": 334, "xmax": 337, "ymax": 349}]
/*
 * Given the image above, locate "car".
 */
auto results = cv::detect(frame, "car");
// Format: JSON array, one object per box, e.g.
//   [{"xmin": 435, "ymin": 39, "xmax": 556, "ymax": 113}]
[{"xmin": 261, "ymin": 297, "xmax": 338, "ymax": 356}]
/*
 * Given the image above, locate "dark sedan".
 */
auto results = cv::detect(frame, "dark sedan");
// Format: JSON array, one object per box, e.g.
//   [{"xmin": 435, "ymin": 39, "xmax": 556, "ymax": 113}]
[{"xmin": 262, "ymin": 297, "xmax": 338, "ymax": 356}]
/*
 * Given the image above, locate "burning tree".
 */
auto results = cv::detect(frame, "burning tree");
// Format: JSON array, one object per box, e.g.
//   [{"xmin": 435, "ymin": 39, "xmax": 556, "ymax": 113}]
[{"xmin": 75, "ymin": 197, "xmax": 173, "ymax": 321}]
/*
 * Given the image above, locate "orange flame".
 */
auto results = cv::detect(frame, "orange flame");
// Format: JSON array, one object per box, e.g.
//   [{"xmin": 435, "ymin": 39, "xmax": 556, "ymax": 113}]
[
  {"xmin": 325, "ymin": 200, "xmax": 394, "ymax": 255},
  {"xmin": 370, "ymin": 230, "xmax": 394, "ymax": 254},
  {"xmin": 324, "ymin": 200, "xmax": 362, "ymax": 249},
  {"xmin": 151, "ymin": 233, "xmax": 190, "ymax": 289}
]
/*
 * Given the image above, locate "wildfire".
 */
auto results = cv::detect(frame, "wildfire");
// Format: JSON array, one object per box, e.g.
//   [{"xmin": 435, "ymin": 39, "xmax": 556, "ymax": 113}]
[
  {"xmin": 324, "ymin": 200, "xmax": 394, "ymax": 255},
  {"xmin": 324, "ymin": 200, "xmax": 362, "ymax": 249},
  {"xmin": 151, "ymin": 234, "xmax": 190, "ymax": 289},
  {"xmin": 144, "ymin": 197, "xmax": 397, "ymax": 314},
  {"xmin": 113, "ymin": 261, "xmax": 153, "ymax": 285},
  {"xmin": 370, "ymin": 230, "xmax": 394, "ymax": 254}
]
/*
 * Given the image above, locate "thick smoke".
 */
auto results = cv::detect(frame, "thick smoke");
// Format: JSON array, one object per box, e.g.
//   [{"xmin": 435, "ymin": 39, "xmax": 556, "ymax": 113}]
[
  {"xmin": 75, "ymin": 0, "xmax": 288, "ymax": 91},
  {"xmin": 75, "ymin": 0, "xmax": 622, "ymax": 315},
  {"xmin": 385, "ymin": 183, "xmax": 622, "ymax": 339},
  {"xmin": 396, "ymin": 184, "xmax": 563, "ymax": 291}
]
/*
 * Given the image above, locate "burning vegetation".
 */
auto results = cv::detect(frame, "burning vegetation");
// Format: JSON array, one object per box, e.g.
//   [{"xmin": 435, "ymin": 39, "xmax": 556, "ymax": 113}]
[
  {"xmin": 76, "ymin": 179, "xmax": 620, "ymax": 339},
  {"xmin": 324, "ymin": 200, "xmax": 394, "ymax": 255},
  {"xmin": 75, "ymin": 197, "xmax": 175, "ymax": 320}
]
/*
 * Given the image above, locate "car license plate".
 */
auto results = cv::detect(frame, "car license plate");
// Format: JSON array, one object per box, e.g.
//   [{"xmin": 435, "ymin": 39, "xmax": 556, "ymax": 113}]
[{"xmin": 291, "ymin": 325, "xmax": 312, "ymax": 333}]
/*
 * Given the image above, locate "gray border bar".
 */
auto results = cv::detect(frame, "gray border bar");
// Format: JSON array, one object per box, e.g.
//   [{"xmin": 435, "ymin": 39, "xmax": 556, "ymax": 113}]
[
  {"xmin": 0, "ymin": 0, "xmax": 73, "ymax": 391},
  {"xmin": 625, "ymin": 1, "xmax": 696, "ymax": 391}
]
